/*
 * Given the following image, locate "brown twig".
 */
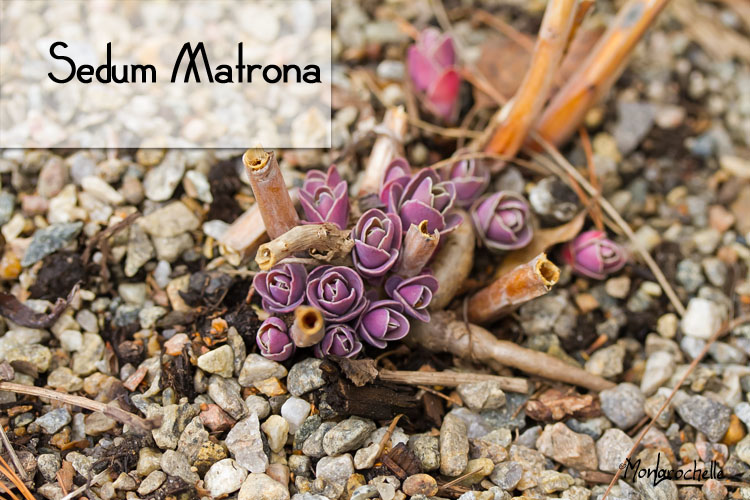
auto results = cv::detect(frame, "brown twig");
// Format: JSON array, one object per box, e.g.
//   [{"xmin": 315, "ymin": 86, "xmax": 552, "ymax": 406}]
[
  {"xmin": 468, "ymin": 253, "xmax": 560, "ymax": 324},
  {"xmin": 600, "ymin": 314, "xmax": 750, "ymax": 500},
  {"xmin": 428, "ymin": 211, "xmax": 474, "ymax": 311},
  {"xmin": 578, "ymin": 126, "xmax": 605, "ymax": 230},
  {"xmin": 530, "ymin": 135, "xmax": 686, "ymax": 315},
  {"xmin": 409, "ymin": 310, "xmax": 615, "ymax": 392},
  {"xmin": 378, "ymin": 370, "xmax": 529, "ymax": 393},
  {"xmin": 472, "ymin": 10, "xmax": 535, "ymax": 51},
  {"xmin": 398, "ymin": 221, "xmax": 440, "ymax": 277},
  {"xmin": 484, "ymin": 0, "xmax": 578, "ymax": 156},
  {"xmin": 0, "ymin": 382, "xmax": 155, "ymax": 431},
  {"xmin": 255, "ymin": 223, "xmax": 354, "ymax": 271},
  {"xmin": 375, "ymin": 414, "xmax": 405, "ymax": 461},
  {"xmin": 535, "ymin": 0, "xmax": 672, "ymax": 147},
  {"xmin": 0, "ymin": 425, "xmax": 26, "ymax": 482},
  {"xmin": 243, "ymin": 148, "xmax": 300, "ymax": 240}
]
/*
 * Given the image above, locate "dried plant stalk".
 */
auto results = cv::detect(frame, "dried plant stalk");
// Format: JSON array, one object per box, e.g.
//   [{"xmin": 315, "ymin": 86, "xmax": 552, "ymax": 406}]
[
  {"xmin": 484, "ymin": 0, "xmax": 578, "ymax": 156},
  {"xmin": 244, "ymin": 148, "xmax": 300, "ymax": 240},
  {"xmin": 0, "ymin": 382, "xmax": 154, "ymax": 431},
  {"xmin": 468, "ymin": 253, "xmax": 560, "ymax": 324},
  {"xmin": 410, "ymin": 311, "xmax": 614, "ymax": 392},
  {"xmin": 398, "ymin": 221, "xmax": 440, "ymax": 277},
  {"xmin": 359, "ymin": 107, "xmax": 408, "ymax": 195},
  {"xmin": 429, "ymin": 211, "xmax": 475, "ymax": 310},
  {"xmin": 255, "ymin": 223, "xmax": 354, "ymax": 270},
  {"xmin": 290, "ymin": 306, "xmax": 325, "ymax": 347},
  {"xmin": 536, "ymin": 0, "xmax": 671, "ymax": 146},
  {"xmin": 378, "ymin": 370, "xmax": 529, "ymax": 393}
]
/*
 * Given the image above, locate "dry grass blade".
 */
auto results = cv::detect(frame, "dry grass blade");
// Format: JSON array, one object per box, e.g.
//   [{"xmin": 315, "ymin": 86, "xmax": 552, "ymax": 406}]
[
  {"xmin": 378, "ymin": 369, "xmax": 529, "ymax": 393},
  {"xmin": 0, "ymin": 454, "xmax": 33, "ymax": 500},
  {"xmin": 600, "ymin": 314, "xmax": 750, "ymax": 500},
  {"xmin": 529, "ymin": 134, "xmax": 686, "ymax": 316},
  {"xmin": 0, "ymin": 424, "xmax": 27, "ymax": 482},
  {"xmin": 0, "ymin": 382, "xmax": 155, "ymax": 431}
]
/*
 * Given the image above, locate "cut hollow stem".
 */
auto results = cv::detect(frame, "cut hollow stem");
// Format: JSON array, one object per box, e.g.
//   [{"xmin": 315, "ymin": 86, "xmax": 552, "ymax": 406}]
[
  {"xmin": 244, "ymin": 148, "xmax": 300, "ymax": 240},
  {"xmin": 255, "ymin": 223, "xmax": 354, "ymax": 270},
  {"xmin": 290, "ymin": 306, "xmax": 325, "ymax": 347},
  {"xmin": 428, "ymin": 210, "xmax": 475, "ymax": 310},
  {"xmin": 468, "ymin": 253, "xmax": 560, "ymax": 324},
  {"xmin": 398, "ymin": 221, "xmax": 440, "ymax": 277}
]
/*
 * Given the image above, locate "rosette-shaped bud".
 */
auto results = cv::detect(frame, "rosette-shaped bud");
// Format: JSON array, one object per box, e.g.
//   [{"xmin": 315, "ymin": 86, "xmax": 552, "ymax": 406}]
[
  {"xmin": 306, "ymin": 265, "xmax": 367, "ymax": 322},
  {"xmin": 407, "ymin": 28, "xmax": 461, "ymax": 122},
  {"xmin": 471, "ymin": 192, "xmax": 533, "ymax": 251},
  {"xmin": 385, "ymin": 273, "xmax": 439, "ymax": 322},
  {"xmin": 314, "ymin": 324, "xmax": 362, "ymax": 359},
  {"xmin": 356, "ymin": 300, "xmax": 410, "ymax": 349},
  {"xmin": 387, "ymin": 168, "xmax": 462, "ymax": 237},
  {"xmin": 561, "ymin": 230, "xmax": 627, "ymax": 280},
  {"xmin": 439, "ymin": 159, "xmax": 490, "ymax": 208},
  {"xmin": 299, "ymin": 165, "xmax": 349, "ymax": 229},
  {"xmin": 256, "ymin": 317, "xmax": 295, "ymax": 361},
  {"xmin": 352, "ymin": 208, "xmax": 403, "ymax": 278},
  {"xmin": 253, "ymin": 263, "xmax": 307, "ymax": 313},
  {"xmin": 379, "ymin": 158, "xmax": 412, "ymax": 207}
]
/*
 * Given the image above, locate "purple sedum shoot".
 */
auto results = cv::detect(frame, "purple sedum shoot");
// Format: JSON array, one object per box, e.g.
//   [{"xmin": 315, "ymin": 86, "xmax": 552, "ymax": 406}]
[
  {"xmin": 561, "ymin": 230, "xmax": 627, "ymax": 280},
  {"xmin": 257, "ymin": 317, "xmax": 295, "ymax": 361},
  {"xmin": 471, "ymin": 191, "xmax": 533, "ymax": 251},
  {"xmin": 314, "ymin": 324, "xmax": 363, "ymax": 358},
  {"xmin": 407, "ymin": 28, "xmax": 461, "ymax": 122}
]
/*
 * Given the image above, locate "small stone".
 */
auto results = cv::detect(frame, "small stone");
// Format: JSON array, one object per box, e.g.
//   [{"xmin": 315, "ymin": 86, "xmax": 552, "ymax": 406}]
[
  {"xmin": 315, "ymin": 454, "xmax": 354, "ymax": 497},
  {"xmin": 66, "ymin": 451, "xmax": 95, "ymax": 476},
  {"xmin": 302, "ymin": 422, "xmax": 335, "ymax": 458},
  {"xmin": 112, "ymin": 472, "xmax": 137, "ymax": 491},
  {"xmin": 200, "ymin": 404, "xmax": 236, "ymax": 432},
  {"xmin": 489, "ymin": 461, "xmax": 522, "ymax": 490},
  {"xmin": 735, "ymin": 402, "xmax": 750, "ymax": 428},
  {"xmin": 136, "ymin": 448, "xmax": 162, "ymax": 476},
  {"xmin": 287, "ymin": 358, "xmax": 325, "ymax": 396},
  {"xmin": 84, "ymin": 411, "xmax": 116, "ymax": 436},
  {"xmin": 460, "ymin": 458, "xmax": 495, "ymax": 485},
  {"xmin": 708, "ymin": 205, "xmax": 736, "ymax": 232},
  {"xmin": 35, "ymin": 408, "xmax": 71, "ymax": 434},
  {"xmin": 4, "ymin": 344, "xmax": 51, "ymax": 373},
  {"xmin": 71, "ymin": 333, "xmax": 104, "ymax": 375},
  {"xmin": 408, "ymin": 434, "xmax": 440, "ymax": 471},
  {"xmin": 722, "ymin": 415, "xmax": 745, "ymax": 446},
  {"xmin": 539, "ymin": 470, "xmax": 575, "ymax": 494},
  {"xmin": 457, "ymin": 381, "xmax": 506, "ymax": 411},
  {"xmin": 239, "ymin": 473, "xmax": 291, "ymax": 500},
  {"xmin": 440, "ymin": 412, "xmax": 470, "ymax": 476},
  {"xmin": 138, "ymin": 201, "xmax": 199, "ymax": 237},
  {"xmin": 600, "ymin": 383, "xmax": 645, "ymax": 429},
  {"xmin": 289, "ymin": 454, "xmax": 313, "ymax": 478},
  {"xmin": 402, "ymin": 474, "xmax": 438, "ymax": 496},
  {"xmin": 226, "ymin": 413, "xmax": 268, "ymax": 473},
  {"xmin": 177, "ymin": 416, "xmax": 209, "ymax": 463},
  {"xmin": 613, "ymin": 101, "xmax": 654, "ymax": 154},
  {"xmin": 737, "ymin": 435, "xmax": 750, "ymax": 464},
  {"xmin": 262, "ymin": 415, "xmax": 289, "ymax": 453},
  {"xmin": 703, "ymin": 479, "xmax": 728, "ymax": 500},
  {"xmin": 657, "ymin": 313, "xmax": 679, "ymax": 339},
  {"xmin": 585, "ymin": 344, "xmax": 625, "ymax": 379},
  {"xmin": 37, "ymin": 454, "xmax": 61, "ymax": 481},
  {"xmin": 47, "ymin": 367, "xmax": 83, "ymax": 392},
  {"xmin": 640, "ymin": 351, "xmax": 675, "ymax": 396},
  {"xmin": 208, "ymin": 375, "xmax": 246, "ymax": 420},
  {"xmin": 152, "ymin": 403, "xmax": 198, "ymax": 450},
  {"xmin": 81, "ymin": 176, "xmax": 124, "ymax": 205},
  {"xmin": 184, "ymin": 170, "xmax": 213, "ymax": 203},
  {"xmin": 605, "ymin": 276, "xmax": 631, "ymax": 299},
  {"xmin": 197, "ymin": 345, "xmax": 235, "ymax": 378},
  {"xmin": 281, "ymin": 397, "xmax": 311, "ymax": 434},
  {"xmin": 239, "ymin": 354, "xmax": 287, "ymax": 387},
  {"xmin": 160, "ymin": 449, "xmax": 199, "ymax": 485},
  {"xmin": 537, "ymin": 423, "xmax": 598, "ymax": 470},
  {"xmin": 323, "ymin": 417, "xmax": 376, "ymax": 455},
  {"xmin": 143, "ymin": 152, "xmax": 186, "ymax": 201},
  {"xmin": 125, "ymin": 224, "xmax": 154, "ymax": 277},
  {"xmin": 21, "ymin": 222, "xmax": 82, "ymax": 267},
  {"xmin": 596, "ymin": 429, "xmax": 634, "ymax": 472},
  {"xmin": 246, "ymin": 395, "xmax": 271, "ymax": 420},
  {"xmin": 254, "ymin": 376, "xmax": 286, "ymax": 397},
  {"xmin": 137, "ymin": 470, "xmax": 166, "ymax": 495},
  {"xmin": 194, "ymin": 441, "xmax": 229, "ymax": 476},
  {"xmin": 676, "ymin": 395, "xmax": 731, "ymax": 442},
  {"xmin": 204, "ymin": 458, "xmax": 248, "ymax": 498}
]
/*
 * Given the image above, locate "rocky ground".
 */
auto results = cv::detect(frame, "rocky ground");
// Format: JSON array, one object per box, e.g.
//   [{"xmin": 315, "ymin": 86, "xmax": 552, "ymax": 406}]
[{"xmin": 1, "ymin": 1, "xmax": 750, "ymax": 500}]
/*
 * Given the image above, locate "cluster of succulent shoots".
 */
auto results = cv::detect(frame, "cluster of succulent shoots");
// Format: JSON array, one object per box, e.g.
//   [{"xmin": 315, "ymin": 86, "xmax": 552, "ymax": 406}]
[
  {"xmin": 407, "ymin": 28, "xmax": 461, "ymax": 123},
  {"xmin": 252, "ymin": 154, "xmax": 627, "ymax": 361}
]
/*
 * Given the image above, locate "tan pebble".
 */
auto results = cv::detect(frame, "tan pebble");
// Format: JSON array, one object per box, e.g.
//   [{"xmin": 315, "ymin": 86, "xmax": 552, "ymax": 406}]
[
  {"xmin": 402, "ymin": 474, "xmax": 438, "ymax": 496},
  {"xmin": 163, "ymin": 333, "xmax": 190, "ymax": 356},
  {"xmin": 253, "ymin": 377, "xmax": 287, "ymax": 397},
  {"xmin": 721, "ymin": 415, "xmax": 746, "ymax": 446},
  {"xmin": 266, "ymin": 464, "xmax": 289, "ymax": 487},
  {"xmin": 709, "ymin": 205, "xmax": 735, "ymax": 232}
]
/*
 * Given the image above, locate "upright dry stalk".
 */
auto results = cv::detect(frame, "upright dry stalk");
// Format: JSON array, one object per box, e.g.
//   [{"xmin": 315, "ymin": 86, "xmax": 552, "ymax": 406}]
[
  {"xmin": 535, "ymin": 0, "xmax": 671, "ymax": 146},
  {"xmin": 484, "ymin": 0, "xmax": 578, "ymax": 156},
  {"xmin": 428, "ymin": 211, "xmax": 475, "ymax": 310},
  {"xmin": 398, "ymin": 221, "xmax": 440, "ymax": 277},
  {"xmin": 409, "ymin": 311, "xmax": 614, "ymax": 392},
  {"xmin": 255, "ymin": 223, "xmax": 354, "ymax": 270},
  {"xmin": 290, "ymin": 306, "xmax": 326, "ymax": 347},
  {"xmin": 468, "ymin": 253, "xmax": 560, "ymax": 324},
  {"xmin": 244, "ymin": 148, "xmax": 300, "ymax": 240},
  {"xmin": 359, "ymin": 107, "xmax": 408, "ymax": 195}
]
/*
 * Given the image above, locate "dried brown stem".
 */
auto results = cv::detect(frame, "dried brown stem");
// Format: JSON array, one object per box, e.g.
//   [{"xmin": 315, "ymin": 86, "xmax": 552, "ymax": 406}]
[
  {"xmin": 535, "ymin": 0, "xmax": 672, "ymax": 147},
  {"xmin": 0, "ymin": 382, "xmax": 155, "ymax": 431},
  {"xmin": 290, "ymin": 306, "xmax": 325, "ymax": 348},
  {"xmin": 484, "ymin": 0, "xmax": 578, "ymax": 156},
  {"xmin": 398, "ymin": 221, "xmax": 440, "ymax": 277},
  {"xmin": 409, "ymin": 311, "xmax": 614, "ymax": 392},
  {"xmin": 468, "ymin": 253, "xmax": 560, "ymax": 324},
  {"xmin": 378, "ymin": 370, "xmax": 529, "ymax": 393},
  {"xmin": 244, "ymin": 148, "xmax": 300, "ymax": 240},
  {"xmin": 428, "ymin": 211, "xmax": 475, "ymax": 310},
  {"xmin": 255, "ymin": 223, "xmax": 354, "ymax": 271},
  {"xmin": 0, "ymin": 425, "xmax": 27, "ymax": 482},
  {"xmin": 601, "ymin": 314, "xmax": 750, "ymax": 500},
  {"xmin": 359, "ymin": 107, "xmax": 408, "ymax": 196}
]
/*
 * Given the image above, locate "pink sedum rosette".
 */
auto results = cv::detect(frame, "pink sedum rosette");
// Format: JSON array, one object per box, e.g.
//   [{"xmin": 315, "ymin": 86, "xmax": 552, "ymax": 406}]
[
  {"xmin": 314, "ymin": 324, "xmax": 363, "ymax": 358},
  {"xmin": 561, "ymin": 230, "xmax": 627, "ymax": 280},
  {"xmin": 257, "ymin": 317, "xmax": 295, "ymax": 361}
]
